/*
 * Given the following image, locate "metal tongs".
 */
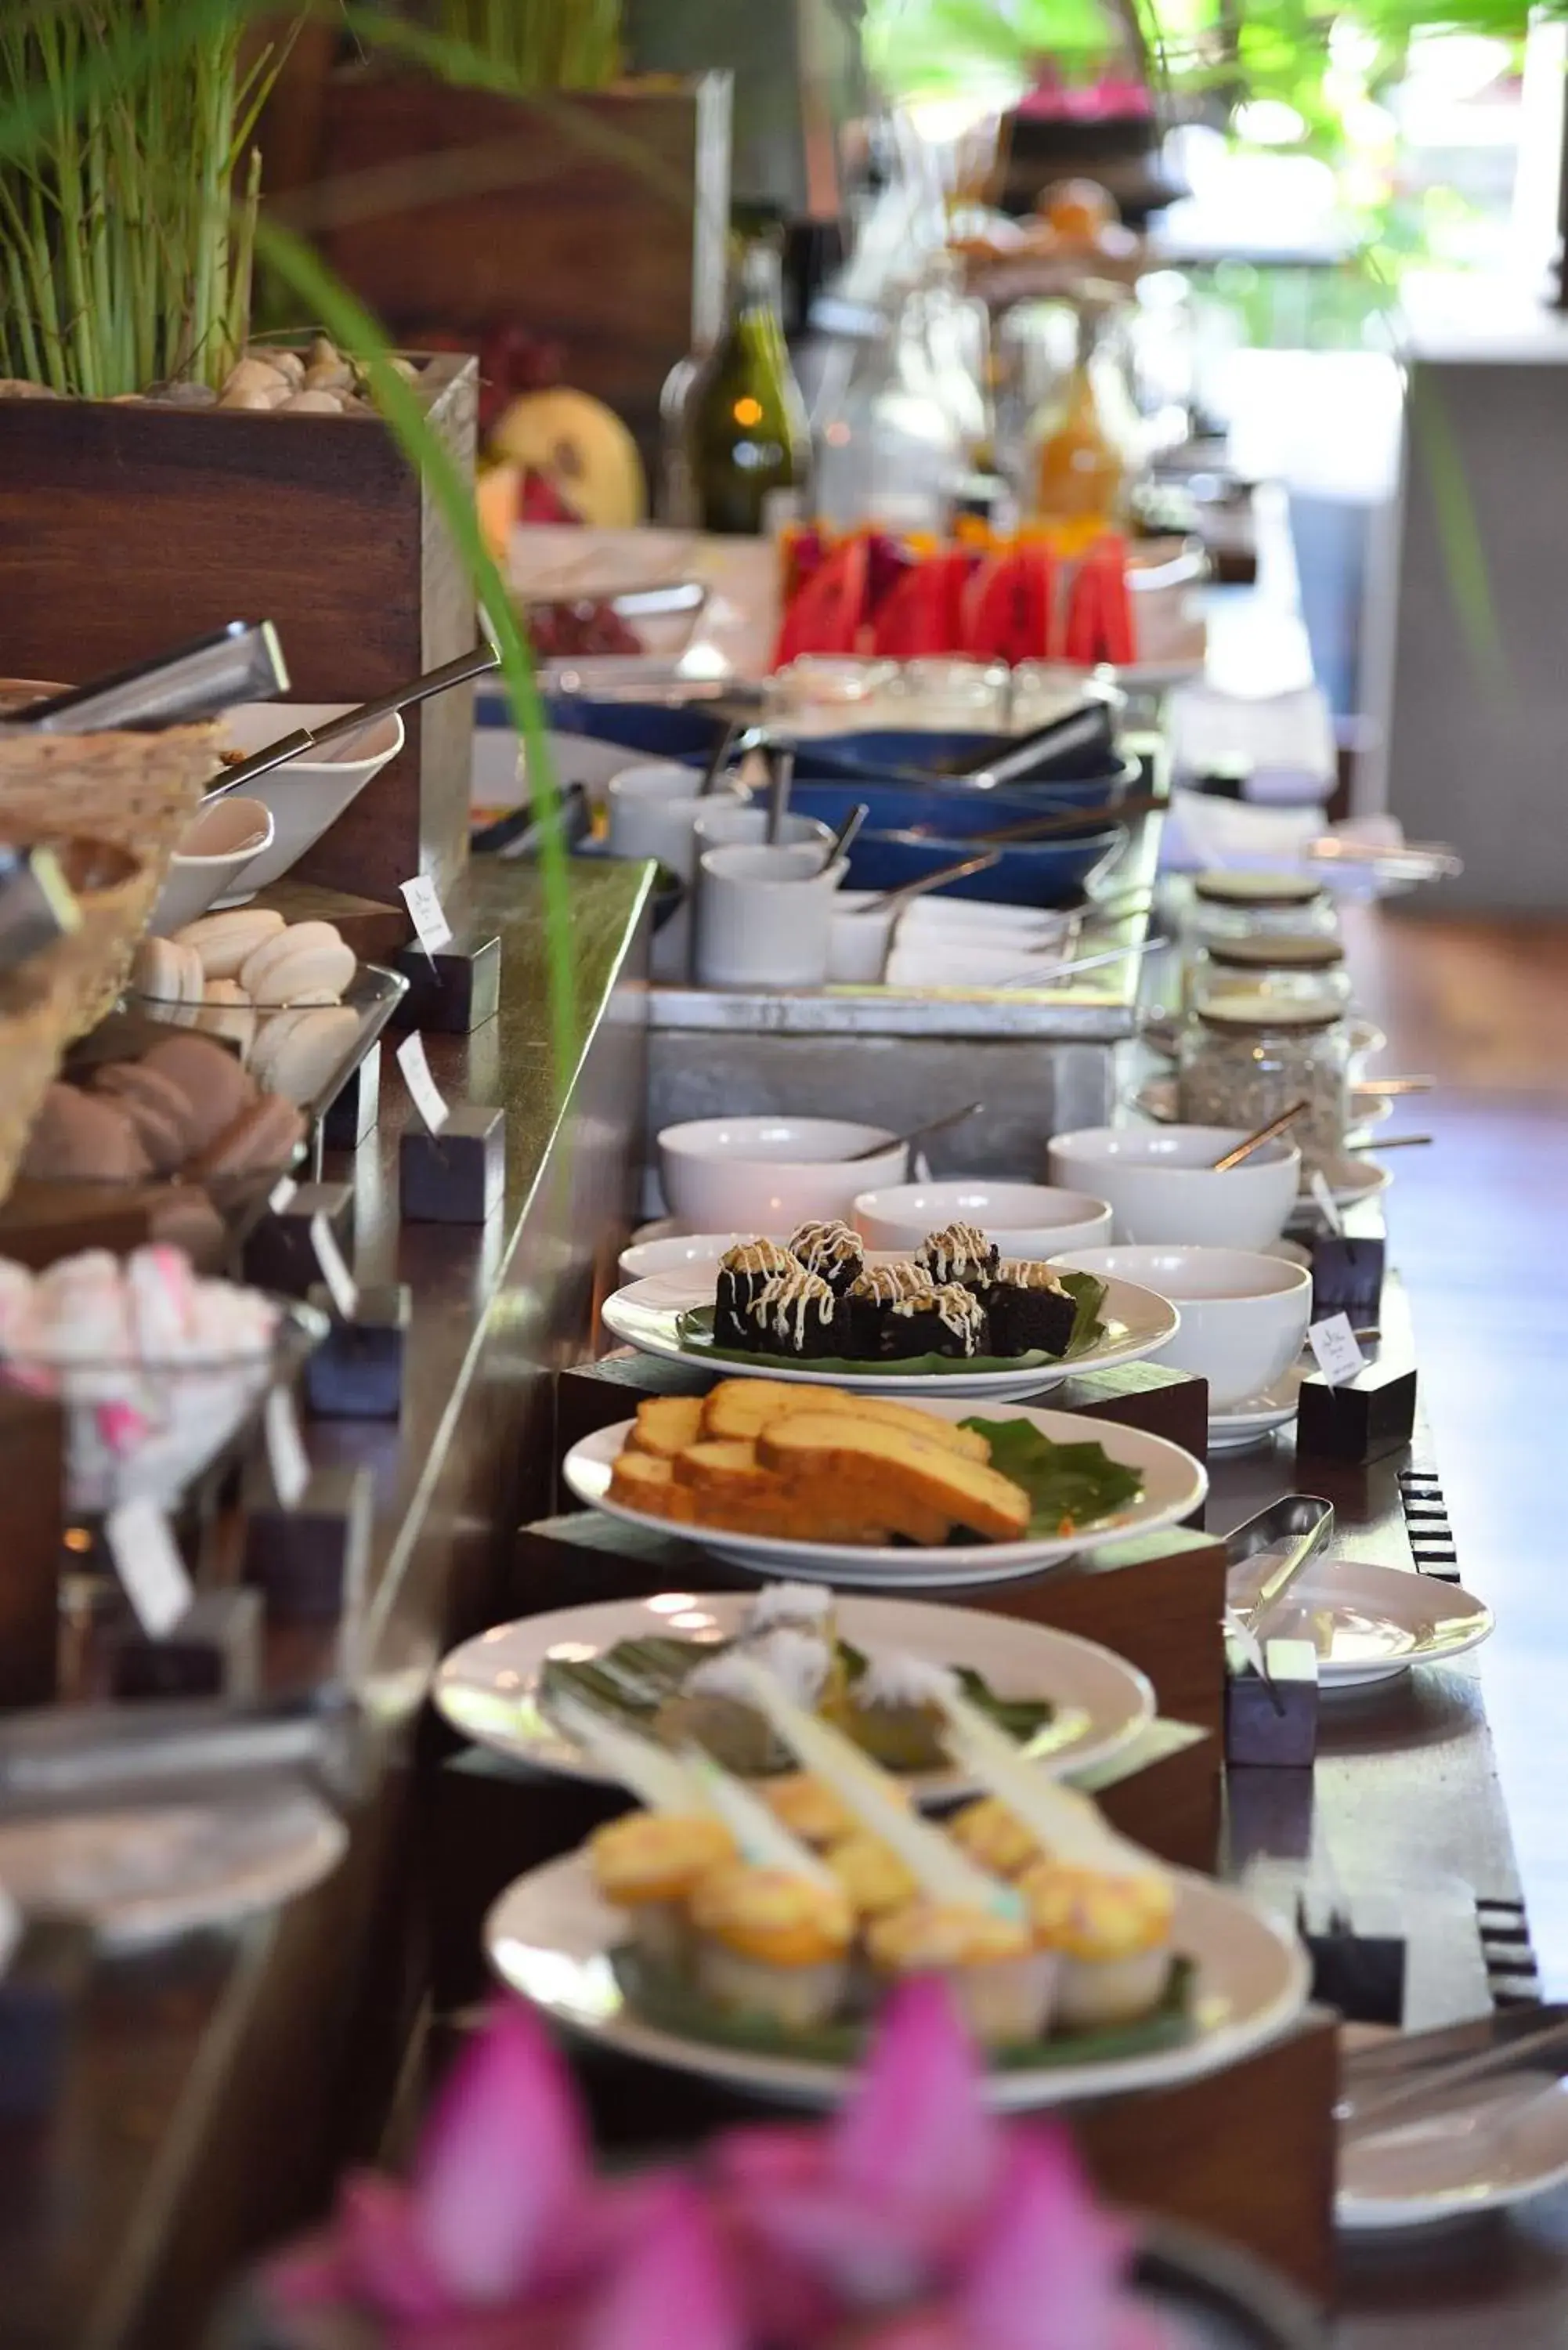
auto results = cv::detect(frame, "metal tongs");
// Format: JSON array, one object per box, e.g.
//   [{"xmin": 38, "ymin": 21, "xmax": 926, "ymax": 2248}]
[
  {"xmin": 5, "ymin": 620, "xmax": 289, "ymax": 734},
  {"xmin": 204, "ymin": 642, "xmax": 500, "ymax": 800},
  {"xmin": 1305, "ymin": 836, "xmax": 1463, "ymax": 883},
  {"xmin": 0, "ymin": 1688, "xmax": 370, "ymax": 1813},
  {"xmin": 1223, "ymin": 1496, "xmax": 1336, "ymax": 1707}
]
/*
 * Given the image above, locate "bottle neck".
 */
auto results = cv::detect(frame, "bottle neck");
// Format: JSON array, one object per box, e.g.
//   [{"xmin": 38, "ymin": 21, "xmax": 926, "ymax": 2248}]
[{"xmin": 732, "ymin": 240, "xmax": 786, "ymax": 324}]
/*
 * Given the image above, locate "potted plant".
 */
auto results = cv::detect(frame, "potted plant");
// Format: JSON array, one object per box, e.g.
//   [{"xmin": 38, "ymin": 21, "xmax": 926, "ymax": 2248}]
[{"xmin": 0, "ymin": 2, "xmax": 480, "ymax": 907}]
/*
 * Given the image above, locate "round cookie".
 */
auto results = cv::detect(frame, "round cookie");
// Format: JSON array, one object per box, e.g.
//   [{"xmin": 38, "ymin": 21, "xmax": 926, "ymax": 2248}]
[
  {"xmin": 92, "ymin": 1064, "xmax": 193, "ymax": 1173},
  {"xmin": 20, "ymin": 1085, "xmax": 151, "ymax": 1183},
  {"xmin": 248, "ymin": 1005, "xmax": 359, "ymax": 1105},
  {"xmin": 131, "ymin": 936, "xmax": 204, "ymax": 1005},
  {"xmin": 175, "ymin": 906, "xmax": 284, "ymax": 982},
  {"xmin": 138, "ymin": 1032, "xmax": 257, "ymax": 1154},
  {"xmin": 239, "ymin": 920, "xmax": 355, "ymax": 1007},
  {"xmin": 196, "ymin": 979, "xmax": 257, "ymax": 1062},
  {"xmin": 193, "ymin": 1093, "xmax": 306, "ymax": 1178}
]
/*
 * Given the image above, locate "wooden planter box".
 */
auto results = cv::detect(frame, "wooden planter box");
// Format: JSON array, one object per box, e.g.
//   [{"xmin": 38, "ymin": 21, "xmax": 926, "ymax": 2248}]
[
  {"xmin": 302, "ymin": 71, "xmax": 732, "ymax": 472},
  {"xmin": 0, "ymin": 352, "xmax": 478, "ymax": 909}
]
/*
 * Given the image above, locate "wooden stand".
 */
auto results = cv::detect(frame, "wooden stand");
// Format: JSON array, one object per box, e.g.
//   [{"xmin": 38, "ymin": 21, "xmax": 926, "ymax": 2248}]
[
  {"xmin": 0, "ymin": 1390, "xmax": 63, "ymax": 1711},
  {"xmin": 304, "ymin": 73, "xmax": 732, "ymax": 471},
  {"xmin": 0, "ymin": 355, "xmax": 479, "ymax": 906}
]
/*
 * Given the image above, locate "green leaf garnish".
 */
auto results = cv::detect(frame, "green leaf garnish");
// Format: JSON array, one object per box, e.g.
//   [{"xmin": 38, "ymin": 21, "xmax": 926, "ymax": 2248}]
[{"xmin": 959, "ymin": 1417, "xmax": 1143, "ymax": 1534}]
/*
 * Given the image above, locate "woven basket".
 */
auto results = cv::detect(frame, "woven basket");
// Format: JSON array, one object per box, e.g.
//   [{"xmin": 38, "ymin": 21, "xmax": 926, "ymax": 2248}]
[
  {"xmin": 0, "ymin": 964, "xmax": 74, "ymax": 1203},
  {"xmin": 0, "ymin": 726, "xmax": 215, "ymax": 1032}
]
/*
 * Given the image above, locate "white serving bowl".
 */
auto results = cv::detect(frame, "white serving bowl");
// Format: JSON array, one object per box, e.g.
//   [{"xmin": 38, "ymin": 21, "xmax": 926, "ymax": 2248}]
[
  {"xmin": 150, "ymin": 795, "xmax": 275, "ymax": 935},
  {"xmin": 828, "ymin": 891, "xmax": 895, "ymax": 985},
  {"xmin": 1047, "ymin": 1126, "xmax": 1302, "ymax": 1248},
  {"xmin": 208, "ymin": 702, "xmax": 406, "ymax": 902},
  {"xmin": 657, "ymin": 1116, "xmax": 907, "ymax": 1231},
  {"xmin": 853, "ymin": 1180, "xmax": 1114, "ymax": 1260},
  {"xmin": 1051, "ymin": 1244, "xmax": 1312, "ymax": 1409},
  {"xmin": 618, "ymin": 1230, "xmax": 771, "ymax": 1282}
]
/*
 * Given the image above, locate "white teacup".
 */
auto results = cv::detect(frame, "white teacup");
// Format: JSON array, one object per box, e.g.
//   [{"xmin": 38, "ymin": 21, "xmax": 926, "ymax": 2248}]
[
  {"xmin": 605, "ymin": 762, "xmax": 746, "ymax": 871},
  {"xmin": 692, "ymin": 804, "xmax": 835, "ymax": 859},
  {"xmin": 693, "ymin": 843, "xmax": 847, "ymax": 989},
  {"xmin": 1052, "ymin": 1243, "xmax": 1312, "ymax": 1409}
]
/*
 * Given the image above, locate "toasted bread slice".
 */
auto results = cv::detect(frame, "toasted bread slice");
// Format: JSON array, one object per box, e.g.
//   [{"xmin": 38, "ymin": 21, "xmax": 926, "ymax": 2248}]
[
  {"xmin": 627, "ymin": 1394, "xmax": 706, "ymax": 1459},
  {"xmin": 670, "ymin": 1439, "xmax": 775, "ymax": 1501},
  {"xmin": 607, "ymin": 1449, "xmax": 694, "ymax": 1522},
  {"xmin": 689, "ymin": 1482, "xmax": 894, "ymax": 1546},
  {"xmin": 818, "ymin": 1393, "xmax": 990, "ymax": 1464},
  {"xmin": 757, "ymin": 1414, "xmax": 1029, "ymax": 1544},
  {"xmin": 701, "ymin": 1378, "xmax": 853, "ymax": 1443},
  {"xmin": 702, "ymin": 1376, "xmax": 988, "ymax": 1464}
]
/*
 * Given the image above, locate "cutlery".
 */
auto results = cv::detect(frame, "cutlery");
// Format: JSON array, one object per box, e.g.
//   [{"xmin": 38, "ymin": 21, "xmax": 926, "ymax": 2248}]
[
  {"xmin": 9, "ymin": 620, "xmax": 289, "ymax": 734},
  {"xmin": 1232, "ymin": 1500, "xmax": 1336, "ymax": 1640},
  {"xmin": 203, "ymin": 642, "xmax": 500, "ymax": 798},
  {"xmin": 1346, "ymin": 1133, "xmax": 1431, "ymax": 1152},
  {"xmin": 695, "ymin": 717, "xmax": 746, "ymax": 797},
  {"xmin": 822, "ymin": 801, "xmax": 869, "ymax": 871},
  {"xmin": 847, "ymin": 1100, "xmax": 985, "ymax": 1162},
  {"xmin": 1342, "ymin": 2004, "xmax": 1568, "ymax": 2083},
  {"xmin": 1211, "ymin": 1104, "xmax": 1309, "ymax": 1172},
  {"xmin": 0, "ymin": 1689, "xmax": 368, "ymax": 1808},
  {"xmin": 1339, "ymin": 2010, "xmax": 1568, "ymax": 2132},
  {"xmin": 999, "ymin": 933, "xmax": 1174, "ymax": 992},
  {"xmin": 851, "ymin": 849, "xmax": 1003, "ymax": 914},
  {"xmin": 765, "ymin": 743, "xmax": 796, "ymax": 845},
  {"xmin": 1353, "ymin": 1075, "xmax": 1433, "ymax": 1097},
  {"xmin": 930, "ymin": 702, "xmax": 1116, "ymax": 786},
  {"xmin": 955, "ymin": 792, "xmax": 1162, "ymax": 848}
]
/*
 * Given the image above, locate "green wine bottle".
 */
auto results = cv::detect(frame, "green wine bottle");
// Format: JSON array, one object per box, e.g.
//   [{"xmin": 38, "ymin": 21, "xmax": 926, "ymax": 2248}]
[{"xmin": 686, "ymin": 237, "xmax": 811, "ymax": 537}]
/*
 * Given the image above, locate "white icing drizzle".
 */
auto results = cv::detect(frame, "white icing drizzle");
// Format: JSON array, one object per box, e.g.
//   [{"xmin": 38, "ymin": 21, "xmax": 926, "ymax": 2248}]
[
  {"xmin": 690, "ymin": 1627, "xmax": 830, "ymax": 1708},
  {"xmin": 994, "ymin": 1258, "xmax": 1069, "ymax": 1295},
  {"xmin": 721, "ymin": 1238, "xmax": 797, "ymax": 1279},
  {"xmin": 788, "ymin": 1220, "xmax": 862, "ymax": 1276},
  {"xmin": 853, "ymin": 1648, "xmax": 945, "ymax": 1712},
  {"xmin": 848, "ymin": 1263, "xmax": 935, "ymax": 1304},
  {"xmin": 745, "ymin": 1581, "xmax": 834, "ymax": 1636},
  {"xmin": 918, "ymin": 1223, "xmax": 999, "ymax": 1285},
  {"xmin": 889, "ymin": 1282, "xmax": 986, "ymax": 1353},
  {"xmin": 743, "ymin": 1266, "xmax": 836, "ymax": 1350}
]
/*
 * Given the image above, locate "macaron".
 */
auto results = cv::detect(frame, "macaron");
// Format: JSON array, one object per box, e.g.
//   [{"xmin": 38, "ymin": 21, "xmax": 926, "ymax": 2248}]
[
  {"xmin": 239, "ymin": 920, "xmax": 355, "ymax": 1007},
  {"xmin": 197, "ymin": 979, "xmax": 257, "ymax": 1062},
  {"xmin": 193, "ymin": 1092, "xmax": 306, "ymax": 1179},
  {"xmin": 138, "ymin": 1033, "xmax": 257, "ymax": 1154},
  {"xmin": 92, "ymin": 1064, "xmax": 193, "ymax": 1173},
  {"xmin": 175, "ymin": 906, "xmax": 284, "ymax": 982},
  {"xmin": 20, "ymin": 1084, "xmax": 151, "ymax": 1183},
  {"xmin": 132, "ymin": 936, "xmax": 204, "ymax": 1005},
  {"xmin": 248, "ymin": 1004, "xmax": 359, "ymax": 1105}
]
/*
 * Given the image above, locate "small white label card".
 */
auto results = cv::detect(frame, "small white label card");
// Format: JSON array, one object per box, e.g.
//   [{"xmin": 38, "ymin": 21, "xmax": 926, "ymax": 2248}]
[
  {"xmin": 311, "ymin": 1211, "xmax": 359, "ymax": 1321},
  {"xmin": 268, "ymin": 1174, "xmax": 298, "ymax": 1216},
  {"xmin": 399, "ymin": 873, "xmax": 453, "ymax": 962},
  {"xmin": 105, "ymin": 1495, "xmax": 193, "ymax": 1639},
  {"xmin": 265, "ymin": 1385, "xmax": 311, "ymax": 1511},
  {"xmin": 396, "ymin": 1030, "xmax": 450, "ymax": 1135},
  {"xmin": 1308, "ymin": 1311, "xmax": 1366, "ymax": 1388},
  {"xmin": 1308, "ymin": 1166, "xmax": 1344, "ymax": 1236}
]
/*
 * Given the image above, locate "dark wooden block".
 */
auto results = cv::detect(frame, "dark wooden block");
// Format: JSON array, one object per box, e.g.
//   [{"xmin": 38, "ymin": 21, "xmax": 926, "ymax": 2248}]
[
  {"xmin": 512, "ymin": 1509, "xmax": 1228, "ymax": 1740},
  {"xmin": 241, "ymin": 1181, "xmax": 356, "ymax": 1301},
  {"xmin": 107, "ymin": 1589, "xmax": 263, "ymax": 1703},
  {"xmin": 1093, "ymin": 1727, "xmax": 1222, "ymax": 1874},
  {"xmin": 321, "ymin": 1037, "xmax": 382, "ymax": 1150},
  {"xmin": 0, "ymin": 1390, "xmax": 63, "ymax": 1712},
  {"xmin": 304, "ymin": 1283, "xmax": 410, "ymax": 1419},
  {"xmin": 392, "ymin": 934, "xmax": 500, "ymax": 1035},
  {"xmin": 1309, "ymin": 1232, "xmax": 1385, "ymax": 1325},
  {"xmin": 309, "ymin": 73, "xmax": 732, "ymax": 472},
  {"xmin": 1227, "ymin": 1640, "xmax": 1321, "ymax": 1768},
  {"xmin": 1073, "ymin": 2011, "xmax": 1338, "ymax": 2305},
  {"xmin": 0, "ymin": 353, "xmax": 479, "ymax": 907},
  {"xmin": 0, "ymin": 1918, "xmax": 94, "ymax": 2121},
  {"xmin": 1297, "ymin": 1361, "xmax": 1418, "ymax": 1466},
  {"xmin": 1300, "ymin": 1911, "xmax": 1407, "ymax": 2027},
  {"xmin": 242, "ymin": 1462, "xmax": 374, "ymax": 1624},
  {"xmin": 400, "ymin": 1107, "xmax": 504, "ymax": 1224}
]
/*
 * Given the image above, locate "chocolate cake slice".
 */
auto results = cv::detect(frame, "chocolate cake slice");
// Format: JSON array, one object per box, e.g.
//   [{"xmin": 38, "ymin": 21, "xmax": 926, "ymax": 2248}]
[
  {"xmin": 916, "ymin": 1223, "xmax": 1001, "ymax": 1293},
  {"xmin": 878, "ymin": 1279, "xmax": 989, "ymax": 1361},
  {"xmin": 843, "ymin": 1262, "xmax": 938, "ymax": 1358},
  {"xmin": 714, "ymin": 1238, "xmax": 800, "ymax": 1350},
  {"xmin": 982, "ymin": 1259, "xmax": 1080, "ymax": 1358},
  {"xmin": 788, "ymin": 1219, "xmax": 865, "ymax": 1297},
  {"xmin": 736, "ymin": 1264, "xmax": 844, "ymax": 1358}
]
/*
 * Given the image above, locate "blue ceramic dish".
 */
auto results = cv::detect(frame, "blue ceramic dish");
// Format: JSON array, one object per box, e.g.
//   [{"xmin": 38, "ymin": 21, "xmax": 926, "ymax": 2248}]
[
  {"xmin": 787, "ymin": 779, "xmax": 1125, "ymax": 906},
  {"xmin": 792, "ymin": 727, "xmax": 1133, "ymax": 808},
  {"xmin": 540, "ymin": 693, "xmax": 722, "ymax": 765}
]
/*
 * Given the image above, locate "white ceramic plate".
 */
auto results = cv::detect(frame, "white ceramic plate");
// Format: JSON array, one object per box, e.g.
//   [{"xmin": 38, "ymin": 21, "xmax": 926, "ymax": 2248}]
[
  {"xmin": 600, "ymin": 1268, "xmax": 1180, "ymax": 1405},
  {"xmin": 562, "ymin": 1400, "xmax": 1209, "ymax": 1589},
  {"xmin": 486, "ymin": 1853, "xmax": 1309, "ymax": 2112},
  {"xmin": 1339, "ymin": 2073, "xmax": 1568, "ymax": 2232},
  {"xmin": 435, "ymin": 1594, "xmax": 1156, "ymax": 1797},
  {"xmin": 1208, "ymin": 1366, "xmax": 1304, "ymax": 1452},
  {"xmin": 1320, "ymin": 1154, "xmax": 1393, "ymax": 1210},
  {"xmin": 1225, "ymin": 1555, "xmax": 1494, "ymax": 1689}
]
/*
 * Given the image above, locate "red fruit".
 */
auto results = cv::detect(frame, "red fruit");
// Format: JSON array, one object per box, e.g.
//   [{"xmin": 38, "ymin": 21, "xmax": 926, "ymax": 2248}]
[
  {"xmin": 960, "ymin": 544, "xmax": 1055, "ymax": 666},
  {"xmin": 871, "ymin": 548, "xmax": 968, "ymax": 658},
  {"xmin": 518, "ymin": 466, "xmax": 583, "ymax": 526},
  {"xmin": 774, "ymin": 534, "xmax": 871, "ymax": 666}
]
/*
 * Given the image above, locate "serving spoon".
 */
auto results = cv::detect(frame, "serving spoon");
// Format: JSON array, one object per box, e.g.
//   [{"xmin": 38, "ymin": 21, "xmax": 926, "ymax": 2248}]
[
  {"xmin": 1210, "ymin": 1102, "xmax": 1308, "ymax": 1172},
  {"xmin": 202, "ymin": 642, "xmax": 501, "ymax": 799}
]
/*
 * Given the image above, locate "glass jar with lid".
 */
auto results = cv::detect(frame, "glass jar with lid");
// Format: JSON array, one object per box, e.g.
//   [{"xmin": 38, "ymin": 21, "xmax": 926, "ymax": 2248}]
[
  {"xmin": 1176, "ymin": 991, "xmax": 1349, "ymax": 1177},
  {"xmin": 1182, "ymin": 870, "xmax": 1338, "ymax": 1009},
  {"xmin": 1190, "ymin": 931, "xmax": 1353, "ymax": 1024}
]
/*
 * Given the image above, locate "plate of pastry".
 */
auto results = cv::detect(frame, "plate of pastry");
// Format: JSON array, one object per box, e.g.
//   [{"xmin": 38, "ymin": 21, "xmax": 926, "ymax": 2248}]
[
  {"xmin": 435, "ymin": 1582, "xmax": 1157, "ymax": 1796},
  {"xmin": 600, "ymin": 1220, "xmax": 1180, "ymax": 1403},
  {"xmin": 484, "ymin": 1661, "xmax": 1307, "ymax": 2110},
  {"xmin": 562, "ymin": 1380, "xmax": 1209, "ymax": 1586}
]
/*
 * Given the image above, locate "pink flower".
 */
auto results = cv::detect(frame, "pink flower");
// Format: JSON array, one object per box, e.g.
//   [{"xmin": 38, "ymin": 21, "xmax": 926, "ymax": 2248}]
[{"xmin": 579, "ymin": 2179, "xmax": 743, "ymax": 2350}]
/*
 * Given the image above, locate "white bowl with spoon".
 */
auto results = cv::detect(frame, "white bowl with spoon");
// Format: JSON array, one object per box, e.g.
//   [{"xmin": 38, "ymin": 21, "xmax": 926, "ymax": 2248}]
[{"xmin": 1051, "ymin": 1244, "xmax": 1311, "ymax": 1408}]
